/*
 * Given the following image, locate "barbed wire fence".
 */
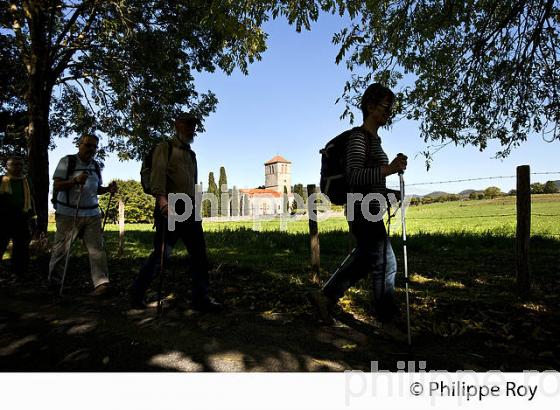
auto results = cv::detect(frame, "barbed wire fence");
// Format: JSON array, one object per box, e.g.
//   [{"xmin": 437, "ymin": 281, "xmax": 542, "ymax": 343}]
[
  {"xmin": 308, "ymin": 167, "xmax": 559, "ymax": 295},
  {"xmin": 383, "ymin": 170, "xmax": 560, "ymax": 236},
  {"xmin": 387, "ymin": 170, "xmax": 560, "ymax": 187}
]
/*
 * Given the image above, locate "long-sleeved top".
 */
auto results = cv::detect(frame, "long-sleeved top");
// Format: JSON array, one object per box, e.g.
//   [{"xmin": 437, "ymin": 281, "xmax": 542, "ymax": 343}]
[
  {"xmin": 150, "ymin": 137, "xmax": 197, "ymax": 197},
  {"xmin": 345, "ymin": 128, "xmax": 389, "ymax": 193}
]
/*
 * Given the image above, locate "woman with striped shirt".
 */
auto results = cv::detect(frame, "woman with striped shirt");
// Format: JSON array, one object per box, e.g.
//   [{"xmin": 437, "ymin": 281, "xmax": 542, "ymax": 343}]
[{"xmin": 310, "ymin": 83, "xmax": 407, "ymax": 332}]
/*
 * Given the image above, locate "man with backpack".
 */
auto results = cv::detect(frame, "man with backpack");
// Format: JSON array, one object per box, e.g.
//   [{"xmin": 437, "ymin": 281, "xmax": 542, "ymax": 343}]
[
  {"xmin": 0, "ymin": 155, "xmax": 35, "ymax": 277},
  {"xmin": 49, "ymin": 134, "xmax": 117, "ymax": 296},
  {"xmin": 310, "ymin": 83, "xmax": 407, "ymax": 332},
  {"xmin": 129, "ymin": 112, "xmax": 222, "ymax": 312}
]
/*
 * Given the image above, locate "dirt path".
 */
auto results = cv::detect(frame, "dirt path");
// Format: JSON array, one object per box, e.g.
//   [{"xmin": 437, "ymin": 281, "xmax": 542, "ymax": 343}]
[
  {"xmin": 1, "ymin": 281, "xmax": 464, "ymax": 372},
  {"xmin": 1, "ymin": 262, "xmax": 558, "ymax": 372}
]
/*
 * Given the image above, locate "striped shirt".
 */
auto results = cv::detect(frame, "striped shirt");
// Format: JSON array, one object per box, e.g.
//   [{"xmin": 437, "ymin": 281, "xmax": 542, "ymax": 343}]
[{"xmin": 345, "ymin": 128, "xmax": 388, "ymax": 192}]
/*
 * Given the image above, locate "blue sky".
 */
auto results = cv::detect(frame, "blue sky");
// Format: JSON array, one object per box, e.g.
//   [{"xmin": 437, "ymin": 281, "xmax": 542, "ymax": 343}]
[{"xmin": 49, "ymin": 13, "xmax": 560, "ymax": 196}]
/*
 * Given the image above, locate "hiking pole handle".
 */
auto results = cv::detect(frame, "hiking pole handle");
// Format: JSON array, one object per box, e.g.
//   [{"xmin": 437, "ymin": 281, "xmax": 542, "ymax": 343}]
[{"xmin": 397, "ymin": 153, "xmax": 405, "ymax": 176}]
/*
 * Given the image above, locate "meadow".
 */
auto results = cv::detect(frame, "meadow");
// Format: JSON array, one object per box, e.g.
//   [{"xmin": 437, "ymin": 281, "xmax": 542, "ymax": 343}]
[
  {"xmin": 2, "ymin": 194, "xmax": 558, "ymax": 371},
  {"xmin": 94, "ymin": 193, "xmax": 560, "ymax": 236},
  {"xmin": 47, "ymin": 194, "xmax": 560, "ymax": 289}
]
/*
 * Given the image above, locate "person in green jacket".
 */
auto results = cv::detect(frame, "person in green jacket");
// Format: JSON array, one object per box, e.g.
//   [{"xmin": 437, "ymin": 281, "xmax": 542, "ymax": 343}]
[{"xmin": 0, "ymin": 155, "xmax": 35, "ymax": 276}]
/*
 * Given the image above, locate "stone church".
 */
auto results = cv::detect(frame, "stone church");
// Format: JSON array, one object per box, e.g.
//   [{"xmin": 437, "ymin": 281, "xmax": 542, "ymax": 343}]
[{"xmin": 238, "ymin": 156, "xmax": 294, "ymax": 216}]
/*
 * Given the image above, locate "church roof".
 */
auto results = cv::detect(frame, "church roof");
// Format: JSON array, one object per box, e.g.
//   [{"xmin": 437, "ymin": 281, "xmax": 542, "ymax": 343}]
[
  {"xmin": 264, "ymin": 155, "xmax": 291, "ymax": 165},
  {"xmin": 239, "ymin": 188, "xmax": 282, "ymax": 198}
]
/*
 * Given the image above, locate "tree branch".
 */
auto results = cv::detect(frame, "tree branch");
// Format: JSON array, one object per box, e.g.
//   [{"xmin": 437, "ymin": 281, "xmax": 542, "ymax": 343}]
[
  {"xmin": 473, "ymin": 0, "xmax": 526, "ymax": 58},
  {"xmin": 51, "ymin": 3, "xmax": 99, "ymax": 81},
  {"xmin": 520, "ymin": 0, "xmax": 554, "ymax": 67},
  {"xmin": 50, "ymin": 0, "xmax": 93, "ymax": 59},
  {"xmin": 45, "ymin": 0, "xmax": 58, "ymax": 59},
  {"xmin": 68, "ymin": 78, "xmax": 96, "ymax": 114},
  {"xmin": 9, "ymin": 1, "xmax": 32, "ymax": 70},
  {"xmin": 56, "ymin": 75, "xmax": 80, "ymax": 84}
]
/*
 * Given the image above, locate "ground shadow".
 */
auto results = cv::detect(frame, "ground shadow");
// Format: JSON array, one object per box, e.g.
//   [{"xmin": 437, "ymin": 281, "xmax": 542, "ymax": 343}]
[{"xmin": 1, "ymin": 229, "xmax": 558, "ymax": 371}]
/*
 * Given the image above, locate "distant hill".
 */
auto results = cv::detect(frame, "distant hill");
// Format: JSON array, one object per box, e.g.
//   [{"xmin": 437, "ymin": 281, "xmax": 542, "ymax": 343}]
[
  {"xmin": 423, "ymin": 191, "xmax": 450, "ymax": 199},
  {"xmin": 555, "ymin": 180, "xmax": 560, "ymax": 189},
  {"xmin": 459, "ymin": 189, "xmax": 485, "ymax": 197}
]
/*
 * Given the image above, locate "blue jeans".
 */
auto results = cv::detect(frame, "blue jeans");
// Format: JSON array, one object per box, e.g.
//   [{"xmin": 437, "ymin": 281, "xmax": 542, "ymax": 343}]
[{"xmin": 322, "ymin": 217, "xmax": 397, "ymax": 321}]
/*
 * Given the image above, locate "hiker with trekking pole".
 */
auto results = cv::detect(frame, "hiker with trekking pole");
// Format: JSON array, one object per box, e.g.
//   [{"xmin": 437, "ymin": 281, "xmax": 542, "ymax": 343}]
[
  {"xmin": 128, "ymin": 112, "xmax": 222, "ymax": 313},
  {"xmin": 311, "ymin": 83, "xmax": 410, "ymax": 342},
  {"xmin": 48, "ymin": 134, "xmax": 118, "ymax": 297}
]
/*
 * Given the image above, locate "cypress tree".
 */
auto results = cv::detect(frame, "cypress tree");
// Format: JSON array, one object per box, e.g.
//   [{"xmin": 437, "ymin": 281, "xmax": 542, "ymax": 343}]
[
  {"xmin": 283, "ymin": 185, "xmax": 289, "ymax": 214},
  {"xmin": 292, "ymin": 183, "xmax": 305, "ymax": 212},
  {"xmin": 218, "ymin": 166, "xmax": 228, "ymax": 216},
  {"xmin": 204, "ymin": 171, "xmax": 218, "ymax": 217}
]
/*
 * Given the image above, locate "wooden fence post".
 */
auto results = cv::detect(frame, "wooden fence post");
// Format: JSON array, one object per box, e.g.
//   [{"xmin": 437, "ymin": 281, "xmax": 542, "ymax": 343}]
[
  {"xmin": 307, "ymin": 184, "xmax": 320, "ymax": 283},
  {"xmin": 118, "ymin": 200, "xmax": 125, "ymax": 256},
  {"xmin": 516, "ymin": 165, "xmax": 531, "ymax": 296}
]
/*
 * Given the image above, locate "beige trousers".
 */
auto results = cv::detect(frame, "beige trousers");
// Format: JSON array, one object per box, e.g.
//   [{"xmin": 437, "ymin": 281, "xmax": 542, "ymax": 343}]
[{"xmin": 49, "ymin": 214, "xmax": 110, "ymax": 288}]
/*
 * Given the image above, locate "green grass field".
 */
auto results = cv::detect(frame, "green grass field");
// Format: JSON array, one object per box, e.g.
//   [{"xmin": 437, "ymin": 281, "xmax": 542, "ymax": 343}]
[
  {"xmin": 92, "ymin": 193, "xmax": 560, "ymax": 237},
  {"xmin": 4, "ymin": 195, "xmax": 558, "ymax": 370},
  {"xmin": 44, "ymin": 194, "xmax": 559, "ymax": 276}
]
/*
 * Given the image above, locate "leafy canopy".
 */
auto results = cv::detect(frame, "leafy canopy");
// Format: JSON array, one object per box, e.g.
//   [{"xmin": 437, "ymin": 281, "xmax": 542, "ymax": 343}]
[
  {"xmin": 1, "ymin": 0, "xmax": 328, "ymax": 159},
  {"xmin": 330, "ymin": 0, "xmax": 559, "ymax": 162}
]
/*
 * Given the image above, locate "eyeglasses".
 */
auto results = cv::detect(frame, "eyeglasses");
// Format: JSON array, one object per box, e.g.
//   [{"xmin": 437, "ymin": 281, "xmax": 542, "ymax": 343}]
[
  {"xmin": 378, "ymin": 103, "xmax": 393, "ymax": 113},
  {"xmin": 81, "ymin": 143, "xmax": 98, "ymax": 149}
]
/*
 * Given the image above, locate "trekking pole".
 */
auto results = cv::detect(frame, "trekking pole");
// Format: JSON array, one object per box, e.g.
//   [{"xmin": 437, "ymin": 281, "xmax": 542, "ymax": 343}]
[
  {"xmin": 399, "ymin": 171, "xmax": 412, "ymax": 346},
  {"xmin": 322, "ymin": 247, "xmax": 357, "ymax": 291},
  {"xmin": 101, "ymin": 190, "xmax": 115, "ymax": 233},
  {"xmin": 157, "ymin": 214, "xmax": 167, "ymax": 317},
  {"xmin": 59, "ymin": 184, "xmax": 84, "ymax": 297}
]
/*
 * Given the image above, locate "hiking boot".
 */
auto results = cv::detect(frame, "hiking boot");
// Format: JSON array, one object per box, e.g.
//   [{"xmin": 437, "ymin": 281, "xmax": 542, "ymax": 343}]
[
  {"xmin": 192, "ymin": 297, "xmax": 223, "ymax": 313},
  {"xmin": 380, "ymin": 321, "xmax": 408, "ymax": 342},
  {"xmin": 373, "ymin": 294, "xmax": 400, "ymax": 323},
  {"xmin": 307, "ymin": 290, "xmax": 336, "ymax": 324},
  {"xmin": 47, "ymin": 279, "xmax": 61, "ymax": 294},
  {"xmin": 92, "ymin": 282, "xmax": 114, "ymax": 298},
  {"xmin": 128, "ymin": 288, "xmax": 148, "ymax": 309}
]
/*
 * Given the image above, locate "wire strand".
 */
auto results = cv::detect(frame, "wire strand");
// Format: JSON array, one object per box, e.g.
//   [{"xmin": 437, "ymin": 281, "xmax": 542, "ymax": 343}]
[
  {"xmin": 403, "ymin": 213, "xmax": 559, "ymax": 220},
  {"xmin": 405, "ymin": 176, "xmax": 516, "ymax": 187},
  {"xmin": 388, "ymin": 171, "xmax": 560, "ymax": 187},
  {"xmin": 406, "ymin": 214, "xmax": 516, "ymax": 220}
]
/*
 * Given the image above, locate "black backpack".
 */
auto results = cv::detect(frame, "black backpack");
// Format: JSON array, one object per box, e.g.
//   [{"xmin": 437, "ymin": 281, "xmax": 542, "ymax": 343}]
[
  {"xmin": 320, "ymin": 127, "xmax": 366, "ymax": 205},
  {"xmin": 52, "ymin": 154, "xmax": 102, "ymax": 209},
  {"xmin": 140, "ymin": 140, "xmax": 173, "ymax": 195}
]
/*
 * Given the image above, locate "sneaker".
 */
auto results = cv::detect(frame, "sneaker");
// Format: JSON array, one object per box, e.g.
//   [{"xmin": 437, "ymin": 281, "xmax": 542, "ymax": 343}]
[
  {"xmin": 307, "ymin": 290, "xmax": 336, "ymax": 324},
  {"xmin": 192, "ymin": 297, "xmax": 223, "ymax": 313}
]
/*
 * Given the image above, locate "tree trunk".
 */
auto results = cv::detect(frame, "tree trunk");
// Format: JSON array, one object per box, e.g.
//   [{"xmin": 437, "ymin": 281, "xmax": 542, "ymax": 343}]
[
  {"xmin": 25, "ymin": 1, "xmax": 54, "ymax": 236},
  {"xmin": 27, "ymin": 96, "xmax": 52, "ymax": 235}
]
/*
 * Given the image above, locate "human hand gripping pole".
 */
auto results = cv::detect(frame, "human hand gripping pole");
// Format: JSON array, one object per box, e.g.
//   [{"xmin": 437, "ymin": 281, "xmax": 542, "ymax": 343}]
[{"xmin": 397, "ymin": 154, "xmax": 412, "ymax": 346}]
